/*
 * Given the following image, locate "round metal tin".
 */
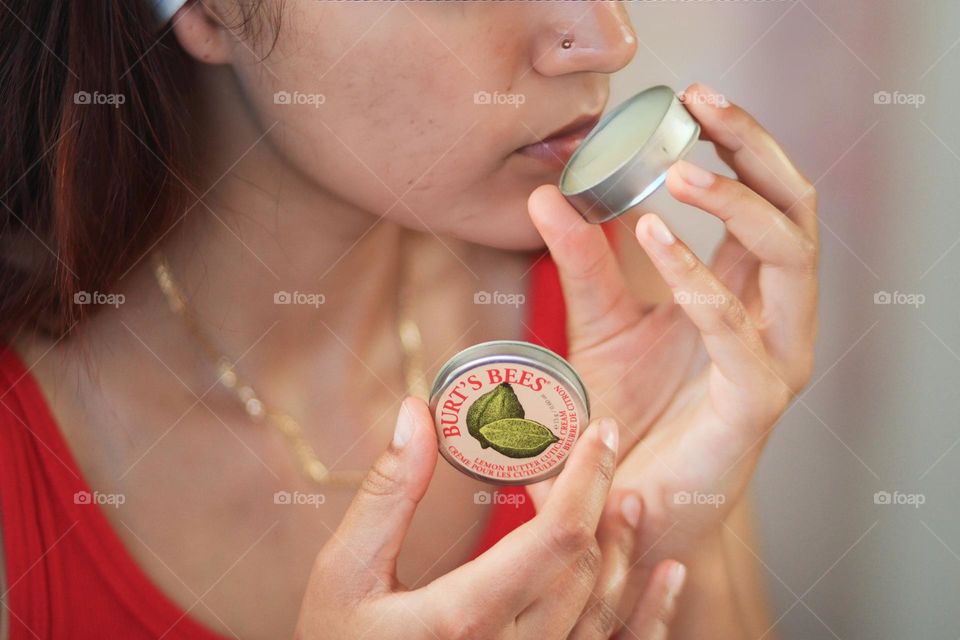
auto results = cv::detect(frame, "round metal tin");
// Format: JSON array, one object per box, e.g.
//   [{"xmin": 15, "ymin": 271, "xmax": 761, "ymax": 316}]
[
  {"xmin": 428, "ymin": 340, "xmax": 590, "ymax": 486},
  {"xmin": 559, "ymin": 85, "xmax": 700, "ymax": 224}
]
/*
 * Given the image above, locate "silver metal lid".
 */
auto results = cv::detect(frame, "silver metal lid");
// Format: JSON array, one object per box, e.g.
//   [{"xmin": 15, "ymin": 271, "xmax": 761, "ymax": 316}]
[
  {"xmin": 559, "ymin": 85, "xmax": 700, "ymax": 224},
  {"xmin": 430, "ymin": 340, "xmax": 589, "ymax": 414},
  {"xmin": 428, "ymin": 340, "xmax": 590, "ymax": 486}
]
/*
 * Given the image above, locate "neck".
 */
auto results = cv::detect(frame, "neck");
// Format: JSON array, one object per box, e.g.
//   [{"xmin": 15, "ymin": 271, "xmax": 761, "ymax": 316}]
[{"xmin": 114, "ymin": 65, "xmax": 414, "ymax": 410}]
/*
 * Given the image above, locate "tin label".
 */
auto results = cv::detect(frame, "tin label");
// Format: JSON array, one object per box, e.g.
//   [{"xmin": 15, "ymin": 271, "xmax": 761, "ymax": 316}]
[{"xmin": 434, "ymin": 363, "xmax": 585, "ymax": 483}]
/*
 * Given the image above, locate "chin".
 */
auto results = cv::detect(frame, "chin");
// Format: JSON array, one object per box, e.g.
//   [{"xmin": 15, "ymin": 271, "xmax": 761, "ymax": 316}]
[
  {"xmin": 477, "ymin": 228, "xmax": 548, "ymax": 252},
  {"xmin": 455, "ymin": 204, "xmax": 549, "ymax": 252}
]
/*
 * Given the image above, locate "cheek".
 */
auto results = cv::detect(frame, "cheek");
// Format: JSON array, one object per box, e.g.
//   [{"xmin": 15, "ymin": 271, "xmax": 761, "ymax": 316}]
[{"xmin": 228, "ymin": 3, "xmax": 544, "ymax": 245}]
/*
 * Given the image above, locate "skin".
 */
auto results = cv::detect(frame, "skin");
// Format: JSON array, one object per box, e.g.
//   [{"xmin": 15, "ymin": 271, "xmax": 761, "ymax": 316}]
[
  {"xmin": 524, "ymin": 82, "xmax": 818, "ymax": 638},
  {"xmin": 1, "ymin": 1, "xmax": 816, "ymax": 639},
  {"xmin": 295, "ymin": 401, "xmax": 687, "ymax": 640}
]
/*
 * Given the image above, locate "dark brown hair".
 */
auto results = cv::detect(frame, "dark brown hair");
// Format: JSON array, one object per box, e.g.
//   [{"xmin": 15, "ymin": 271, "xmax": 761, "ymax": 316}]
[{"xmin": 0, "ymin": 0, "xmax": 278, "ymax": 340}]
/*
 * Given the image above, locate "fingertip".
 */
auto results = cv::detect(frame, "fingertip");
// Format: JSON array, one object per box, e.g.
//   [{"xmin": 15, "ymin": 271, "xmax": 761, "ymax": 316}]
[
  {"xmin": 634, "ymin": 212, "xmax": 658, "ymax": 242},
  {"xmin": 639, "ymin": 213, "xmax": 675, "ymax": 246},
  {"xmin": 620, "ymin": 492, "xmax": 642, "ymax": 528},
  {"xmin": 597, "ymin": 416, "xmax": 619, "ymax": 453},
  {"xmin": 529, "ymin": 182, "xmax": 560, "ymax": 203},
  {"xmin": 661, "ymin": 560, "xmax": 687, "ymax": 611},
  {"xmin": 667, "ymin": 561, "xmax": 687, "ymax": 596},
  {"xmin": 687, "ymin": 82, "xmax": 728, "ymax": 108},
  {"xmin": 666, "ymin": 160, "xmax": 684, "ymax": 180},
  {"xmin": 527, "ymin": 184, "xmax": 583, "ymax": 233},
  {"xmin": 395, "ymin": 395, "xmax": 439, "ymax": 466},
  {"xmin": 527, "ymin": 184, "xmax": 561, "ymax": 220},
  {"xmin": 392, "ymin": 396, "xmax": 416, "ymax": 450}
]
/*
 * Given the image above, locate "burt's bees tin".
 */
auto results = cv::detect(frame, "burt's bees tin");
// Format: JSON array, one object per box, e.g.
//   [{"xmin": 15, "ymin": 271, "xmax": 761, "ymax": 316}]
[
  {"xmin": 428, "ymin": 340, "xmax": 590, "ymax": 486},
  {"xmin": 559, "ymin": 84, "xmax": 701, "ymax": 224}
]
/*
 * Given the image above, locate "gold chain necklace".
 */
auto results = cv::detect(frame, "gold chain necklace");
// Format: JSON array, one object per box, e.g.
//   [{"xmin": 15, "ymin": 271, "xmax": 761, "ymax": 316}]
[{"xmin": 151, "ymin": 228, "xmax": 429, "ymax": 488}]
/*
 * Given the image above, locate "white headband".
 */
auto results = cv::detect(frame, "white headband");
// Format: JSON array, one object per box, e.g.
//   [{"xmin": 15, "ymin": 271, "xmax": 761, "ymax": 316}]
[{"xmin": 151, "ymin": 0, "xmax": 187, "ymax": 24}]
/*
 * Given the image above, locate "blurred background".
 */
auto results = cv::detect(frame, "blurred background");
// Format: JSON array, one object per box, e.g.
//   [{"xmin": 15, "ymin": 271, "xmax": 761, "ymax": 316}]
[{"xmin": 613, "ymin": 1, "xmax": 960, "ymax": 637}]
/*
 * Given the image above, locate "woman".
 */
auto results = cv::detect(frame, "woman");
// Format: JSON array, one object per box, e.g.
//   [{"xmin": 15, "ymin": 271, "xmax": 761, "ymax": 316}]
[{"xmin": 0, "ymin": 1, "xmax": 818, "ymax": 638}]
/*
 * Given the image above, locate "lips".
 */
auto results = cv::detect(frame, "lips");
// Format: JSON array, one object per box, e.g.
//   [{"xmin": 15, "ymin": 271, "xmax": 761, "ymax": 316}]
[{"xmin": 516, "ymin": 112, "xmax": 602, "ymax": 170}]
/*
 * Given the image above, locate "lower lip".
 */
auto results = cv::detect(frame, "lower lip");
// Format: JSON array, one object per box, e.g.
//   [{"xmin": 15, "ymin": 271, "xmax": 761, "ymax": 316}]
[{"xmin": 516, "ymin": 124, "xmax": 595, "ymax": 170}]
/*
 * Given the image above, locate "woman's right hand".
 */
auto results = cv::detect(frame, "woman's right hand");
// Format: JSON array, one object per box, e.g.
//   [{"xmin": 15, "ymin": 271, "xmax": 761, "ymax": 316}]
[{"xmin": 294, "ymin": 396, "xmax": 686, "ymax": 640}]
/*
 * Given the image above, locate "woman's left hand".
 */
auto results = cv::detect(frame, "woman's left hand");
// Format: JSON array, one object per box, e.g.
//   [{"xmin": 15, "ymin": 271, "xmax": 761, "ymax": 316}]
[{"xmin": 525, "ymin": 82, "xmax": 819, "ymax": 637}]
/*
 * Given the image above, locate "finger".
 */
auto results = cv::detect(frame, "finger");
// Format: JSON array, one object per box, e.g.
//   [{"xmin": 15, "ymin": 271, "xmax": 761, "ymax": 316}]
[
  {"xmin": 612, "ymin": 560, "xmax": 687, "ymax": 640},
  {"xmin": 709, "ymin": 231, "xmax": 758, "ymax": 301},
  {"xmin": 666, "ymin": 160, "xmax": 815, "ymax": 271},
  {"xmin": 524, "ymin": 474, "xmax": 555, "ymax": 514},
  {"xmin": 666, "ymin": 160, "xmax": 818, "ymax": 362},
  {"xmin": 680, "ymin": 83, "xmax": 818, "ymax": 241},
  {"xmin": 528, "ymin": 184, "xmax": 643, "ymax": 351},
  {"xmin": 517, "ymin": 526, "xmax": 603, "ymax": 640},
  {"xmin": 516, "ymin": 483, "xmax": 637, "ymax": 640},
  {"xmin": 429, "ymin": 417, "xmax": 620, "ymax": 614},
  {"xmin": 635, "ymin": 213, "xmax": 769, "ymax": 388},
  {"xmin": 667, "ymin": 160, "xmax": 818, "ymax": 377},
  {"xmin": 567, "ymin": 492, "xmax": 643, "ymax": 640},
  {"xmin": 319, "ymin": 396, "xmax": 438, "ymax": 596}
]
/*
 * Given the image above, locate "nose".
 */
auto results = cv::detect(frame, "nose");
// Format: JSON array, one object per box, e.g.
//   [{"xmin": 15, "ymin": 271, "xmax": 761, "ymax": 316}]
[{"xmin": 531, "ymin": 1, "xmax": 637, "ymax": 77}]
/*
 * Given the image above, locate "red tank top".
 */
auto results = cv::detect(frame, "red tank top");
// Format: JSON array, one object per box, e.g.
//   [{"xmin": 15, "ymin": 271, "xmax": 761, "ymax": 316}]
[{"xmin": 0, "ymin": 250, "xmax": 573, "ymax": 639}]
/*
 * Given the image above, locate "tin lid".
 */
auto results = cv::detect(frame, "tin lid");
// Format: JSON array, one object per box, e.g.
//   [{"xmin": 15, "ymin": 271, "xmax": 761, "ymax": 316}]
[
  {"xmin": 428, "ymin": 340, "xmax": 590, "ymax": 486},
  {"xmin": 559, "ymin": 85, "xmax": 700, "ymax": 224}
]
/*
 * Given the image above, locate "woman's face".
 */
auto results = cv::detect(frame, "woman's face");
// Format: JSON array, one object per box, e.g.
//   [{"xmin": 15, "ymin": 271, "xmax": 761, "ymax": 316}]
[{"xmin": 193, "ymin": 1, "xmax": 637, "ymax": 250}]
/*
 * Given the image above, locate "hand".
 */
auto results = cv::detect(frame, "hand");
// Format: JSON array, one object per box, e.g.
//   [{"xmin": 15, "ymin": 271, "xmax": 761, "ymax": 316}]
[
  {"xmin": 294, "ymin": 397, "xmax": 688, "ymax": 640},
  {"xmin": 525, "ymin": 82, "xmax": 818, "ymax": 633}
]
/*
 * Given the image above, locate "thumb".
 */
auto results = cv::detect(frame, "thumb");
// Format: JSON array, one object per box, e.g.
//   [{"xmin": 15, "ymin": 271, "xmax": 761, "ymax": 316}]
[{"xmin": 322, "ymin": 395, "xmax": 438, "ymax": 595}]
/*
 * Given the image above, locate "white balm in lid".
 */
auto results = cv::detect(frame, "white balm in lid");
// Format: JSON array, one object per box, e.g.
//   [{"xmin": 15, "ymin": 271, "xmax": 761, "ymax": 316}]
[{"xmin": 559, "ymin": 85, "xmax": 700, "ymax": 224}]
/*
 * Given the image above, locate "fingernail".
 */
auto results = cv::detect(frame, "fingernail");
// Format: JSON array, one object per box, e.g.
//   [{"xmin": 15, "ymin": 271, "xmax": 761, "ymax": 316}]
[
  {"xmin": 667, "ymin": 562, "xmax": 687, "ymax": 599},
  {"xmin": 599, "ymin": 418, "xmax": 619, "ymax": 452},
  {"xmin": 646, "ymin": 215, "xmax": 675, "ymax": 246},
  {"xmin": 621, "ymin": 493, "xmax": 642, "ymax": 528},
  {"xmin": 393, "ymin": 397, "xmax": 414, "ymax": 449},
  {"xmin": 697, "ymin": 83, "xmax": 729, "ymax": 108},
  {"xmin": 675, "ymin": 159, "xmax": 715, "ymax": 189}
]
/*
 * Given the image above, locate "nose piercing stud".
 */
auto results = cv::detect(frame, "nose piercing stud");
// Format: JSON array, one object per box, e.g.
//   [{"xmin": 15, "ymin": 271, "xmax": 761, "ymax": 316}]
[{"xmin": 561, "ymin": 37, "xmax": 574, "ymax": 49}]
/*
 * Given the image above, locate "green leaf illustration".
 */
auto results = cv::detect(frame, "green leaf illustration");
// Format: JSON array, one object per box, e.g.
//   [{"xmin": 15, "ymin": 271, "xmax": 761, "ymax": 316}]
[
  {"xmin": 466, "ymin": 383, "xmax": 525, "ymax": 448},
  {"xmin": 479, "ymin": 418, "xmax": 559, "ymax": 459}
]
